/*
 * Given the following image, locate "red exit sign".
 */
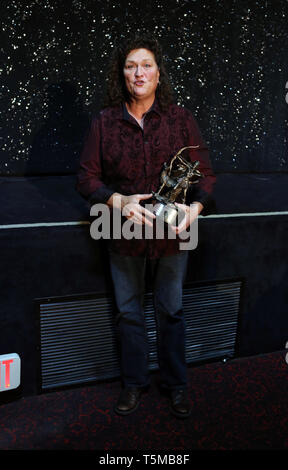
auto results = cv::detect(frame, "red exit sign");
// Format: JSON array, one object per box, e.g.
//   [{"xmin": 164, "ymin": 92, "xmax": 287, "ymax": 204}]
[{"xmin": 0, "ymin": 354, "xmax": 21, "ymax": 392}]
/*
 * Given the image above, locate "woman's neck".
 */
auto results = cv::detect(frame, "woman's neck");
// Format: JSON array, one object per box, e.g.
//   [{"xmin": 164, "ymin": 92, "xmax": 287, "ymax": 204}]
[{"xmin": 126, "ymin": 96, "xmax": 155, "ymax": 120}]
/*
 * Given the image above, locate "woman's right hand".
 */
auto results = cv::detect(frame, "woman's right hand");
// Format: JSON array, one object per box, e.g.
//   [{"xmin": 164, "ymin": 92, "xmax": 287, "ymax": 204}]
[{"xmin": 107, "ymin": 192, "xmax": 156, "ymax": 227}]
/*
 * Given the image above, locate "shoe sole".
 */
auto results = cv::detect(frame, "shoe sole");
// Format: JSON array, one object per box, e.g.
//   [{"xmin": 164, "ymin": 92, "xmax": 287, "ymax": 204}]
[
  {"xmin": 114, "ymin": 401, "xmax": 140, "ymax": 416},
  {"xmin": 169, "ymin": 405, "xmax": 191, "ymax": 419}
]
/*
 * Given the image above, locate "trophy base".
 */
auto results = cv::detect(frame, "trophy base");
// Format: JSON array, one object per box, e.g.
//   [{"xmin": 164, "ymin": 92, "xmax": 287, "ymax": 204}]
[{"xmin": 153, "ymin": 202, "xmax": 183, "ymax": 226}]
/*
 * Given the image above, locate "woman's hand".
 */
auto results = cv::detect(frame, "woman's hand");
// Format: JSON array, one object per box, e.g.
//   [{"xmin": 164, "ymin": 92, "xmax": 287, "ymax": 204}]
[
  {"xmin": 170, "ymin": 202, "xmax": 203, "ymax": 235},
  {"xmin": 107, "ymin": 192, "xmax": 156, "ymax": 227}
]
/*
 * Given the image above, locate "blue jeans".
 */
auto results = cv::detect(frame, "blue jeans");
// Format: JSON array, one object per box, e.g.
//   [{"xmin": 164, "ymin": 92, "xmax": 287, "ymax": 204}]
[{"xmin": 109, "ymin": 251, "xmax": 189, "ymax": 390}]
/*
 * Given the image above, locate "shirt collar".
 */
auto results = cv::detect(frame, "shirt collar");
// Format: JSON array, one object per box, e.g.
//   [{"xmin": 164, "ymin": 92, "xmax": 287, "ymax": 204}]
[{"xmin": 122, "ymin": 98, "xmax": 162, "ymax": 122}]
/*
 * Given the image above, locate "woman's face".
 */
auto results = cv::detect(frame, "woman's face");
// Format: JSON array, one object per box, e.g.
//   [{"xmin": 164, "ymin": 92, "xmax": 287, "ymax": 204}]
[{"xmin": 123, "ymin": 48, "xmax": 160, "ymax": 101}]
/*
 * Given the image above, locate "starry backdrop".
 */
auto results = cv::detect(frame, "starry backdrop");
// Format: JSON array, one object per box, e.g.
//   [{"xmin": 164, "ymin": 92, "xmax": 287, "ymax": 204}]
[{"xmin": 1, "ymin": 0, "xmax": 288, "ymax": 176}]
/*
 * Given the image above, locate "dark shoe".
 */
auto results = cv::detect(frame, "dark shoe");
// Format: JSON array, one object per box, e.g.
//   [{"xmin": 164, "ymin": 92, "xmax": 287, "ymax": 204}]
[
  {"xmin": 169, "ymin": 389, "xmax": 191, "ymax": 418},
  {"xmin": 114, "ymin": 387, "xmax": 141, "ymax": 415}
]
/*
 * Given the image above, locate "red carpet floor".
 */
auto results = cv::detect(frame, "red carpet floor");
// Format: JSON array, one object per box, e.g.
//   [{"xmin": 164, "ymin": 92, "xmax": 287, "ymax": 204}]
[{"xmin": 0, "ymin": 350, "xmax": 287, "ymax": 451}]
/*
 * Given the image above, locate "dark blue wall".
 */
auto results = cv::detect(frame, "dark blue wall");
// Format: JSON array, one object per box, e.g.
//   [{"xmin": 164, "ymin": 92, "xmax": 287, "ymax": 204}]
[{"xmin": 1, "ymin": 175, "xmax": 288, "ymax": 398}]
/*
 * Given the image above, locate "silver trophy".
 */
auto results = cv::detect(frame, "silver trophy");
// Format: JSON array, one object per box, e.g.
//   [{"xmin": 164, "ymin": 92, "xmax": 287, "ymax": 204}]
[{"xmin": 152, "ymin": 146, "xmax": 204, "ymax": 225}]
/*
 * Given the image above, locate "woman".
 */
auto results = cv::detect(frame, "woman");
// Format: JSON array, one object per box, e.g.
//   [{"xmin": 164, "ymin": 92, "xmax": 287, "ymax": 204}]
[{"xmin": 77, "ymin": 35, "xmax": 216, "ymax": 418}]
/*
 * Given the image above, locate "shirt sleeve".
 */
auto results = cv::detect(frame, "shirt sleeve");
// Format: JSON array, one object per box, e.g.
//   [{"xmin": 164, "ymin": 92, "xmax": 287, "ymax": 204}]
[
  {"xmin": 76, "ymin": 115, "xmax": 115, "ymax": 205},
  {"xmin": 184, "ymin": 109, "xmax": 216, "ymax": 209}
]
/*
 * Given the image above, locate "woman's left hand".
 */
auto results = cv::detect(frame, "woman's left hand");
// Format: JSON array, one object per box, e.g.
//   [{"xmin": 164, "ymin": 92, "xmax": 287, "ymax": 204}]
[{"xmin": 170, "ymin": 202, "xmax": 203, "ymax": 235}]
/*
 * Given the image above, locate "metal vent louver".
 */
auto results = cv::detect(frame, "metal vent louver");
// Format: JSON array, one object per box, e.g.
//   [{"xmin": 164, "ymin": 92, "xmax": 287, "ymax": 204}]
[{"xmin": 38, "ymin": 280, "xmax": 242, "ymax": 391}]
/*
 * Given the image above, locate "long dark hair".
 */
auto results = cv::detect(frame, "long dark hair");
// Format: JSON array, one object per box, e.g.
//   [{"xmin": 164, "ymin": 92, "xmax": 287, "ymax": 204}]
[{"xmin": 102, "ymin": 34, "xmax": 174, "ymax": 111}]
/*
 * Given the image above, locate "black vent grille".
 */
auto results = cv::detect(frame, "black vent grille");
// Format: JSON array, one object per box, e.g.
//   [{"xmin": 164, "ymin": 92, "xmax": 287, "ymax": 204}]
[{"xmin": 38, "ymin": 280, "xmax": 242, "ymax": 391}]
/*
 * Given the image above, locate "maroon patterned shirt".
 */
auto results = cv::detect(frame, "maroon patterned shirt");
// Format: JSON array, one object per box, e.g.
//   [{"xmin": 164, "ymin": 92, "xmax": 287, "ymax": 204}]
[{"xmin": 77, "ymin": 100, "xmax": 216, "ymax": 258}]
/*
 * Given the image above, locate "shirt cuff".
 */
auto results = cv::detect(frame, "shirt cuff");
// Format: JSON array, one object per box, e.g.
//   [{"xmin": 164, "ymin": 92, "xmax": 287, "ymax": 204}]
[{"xmin": 89, "ymin": 186, "xmax": 116, "ymax": 205}]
